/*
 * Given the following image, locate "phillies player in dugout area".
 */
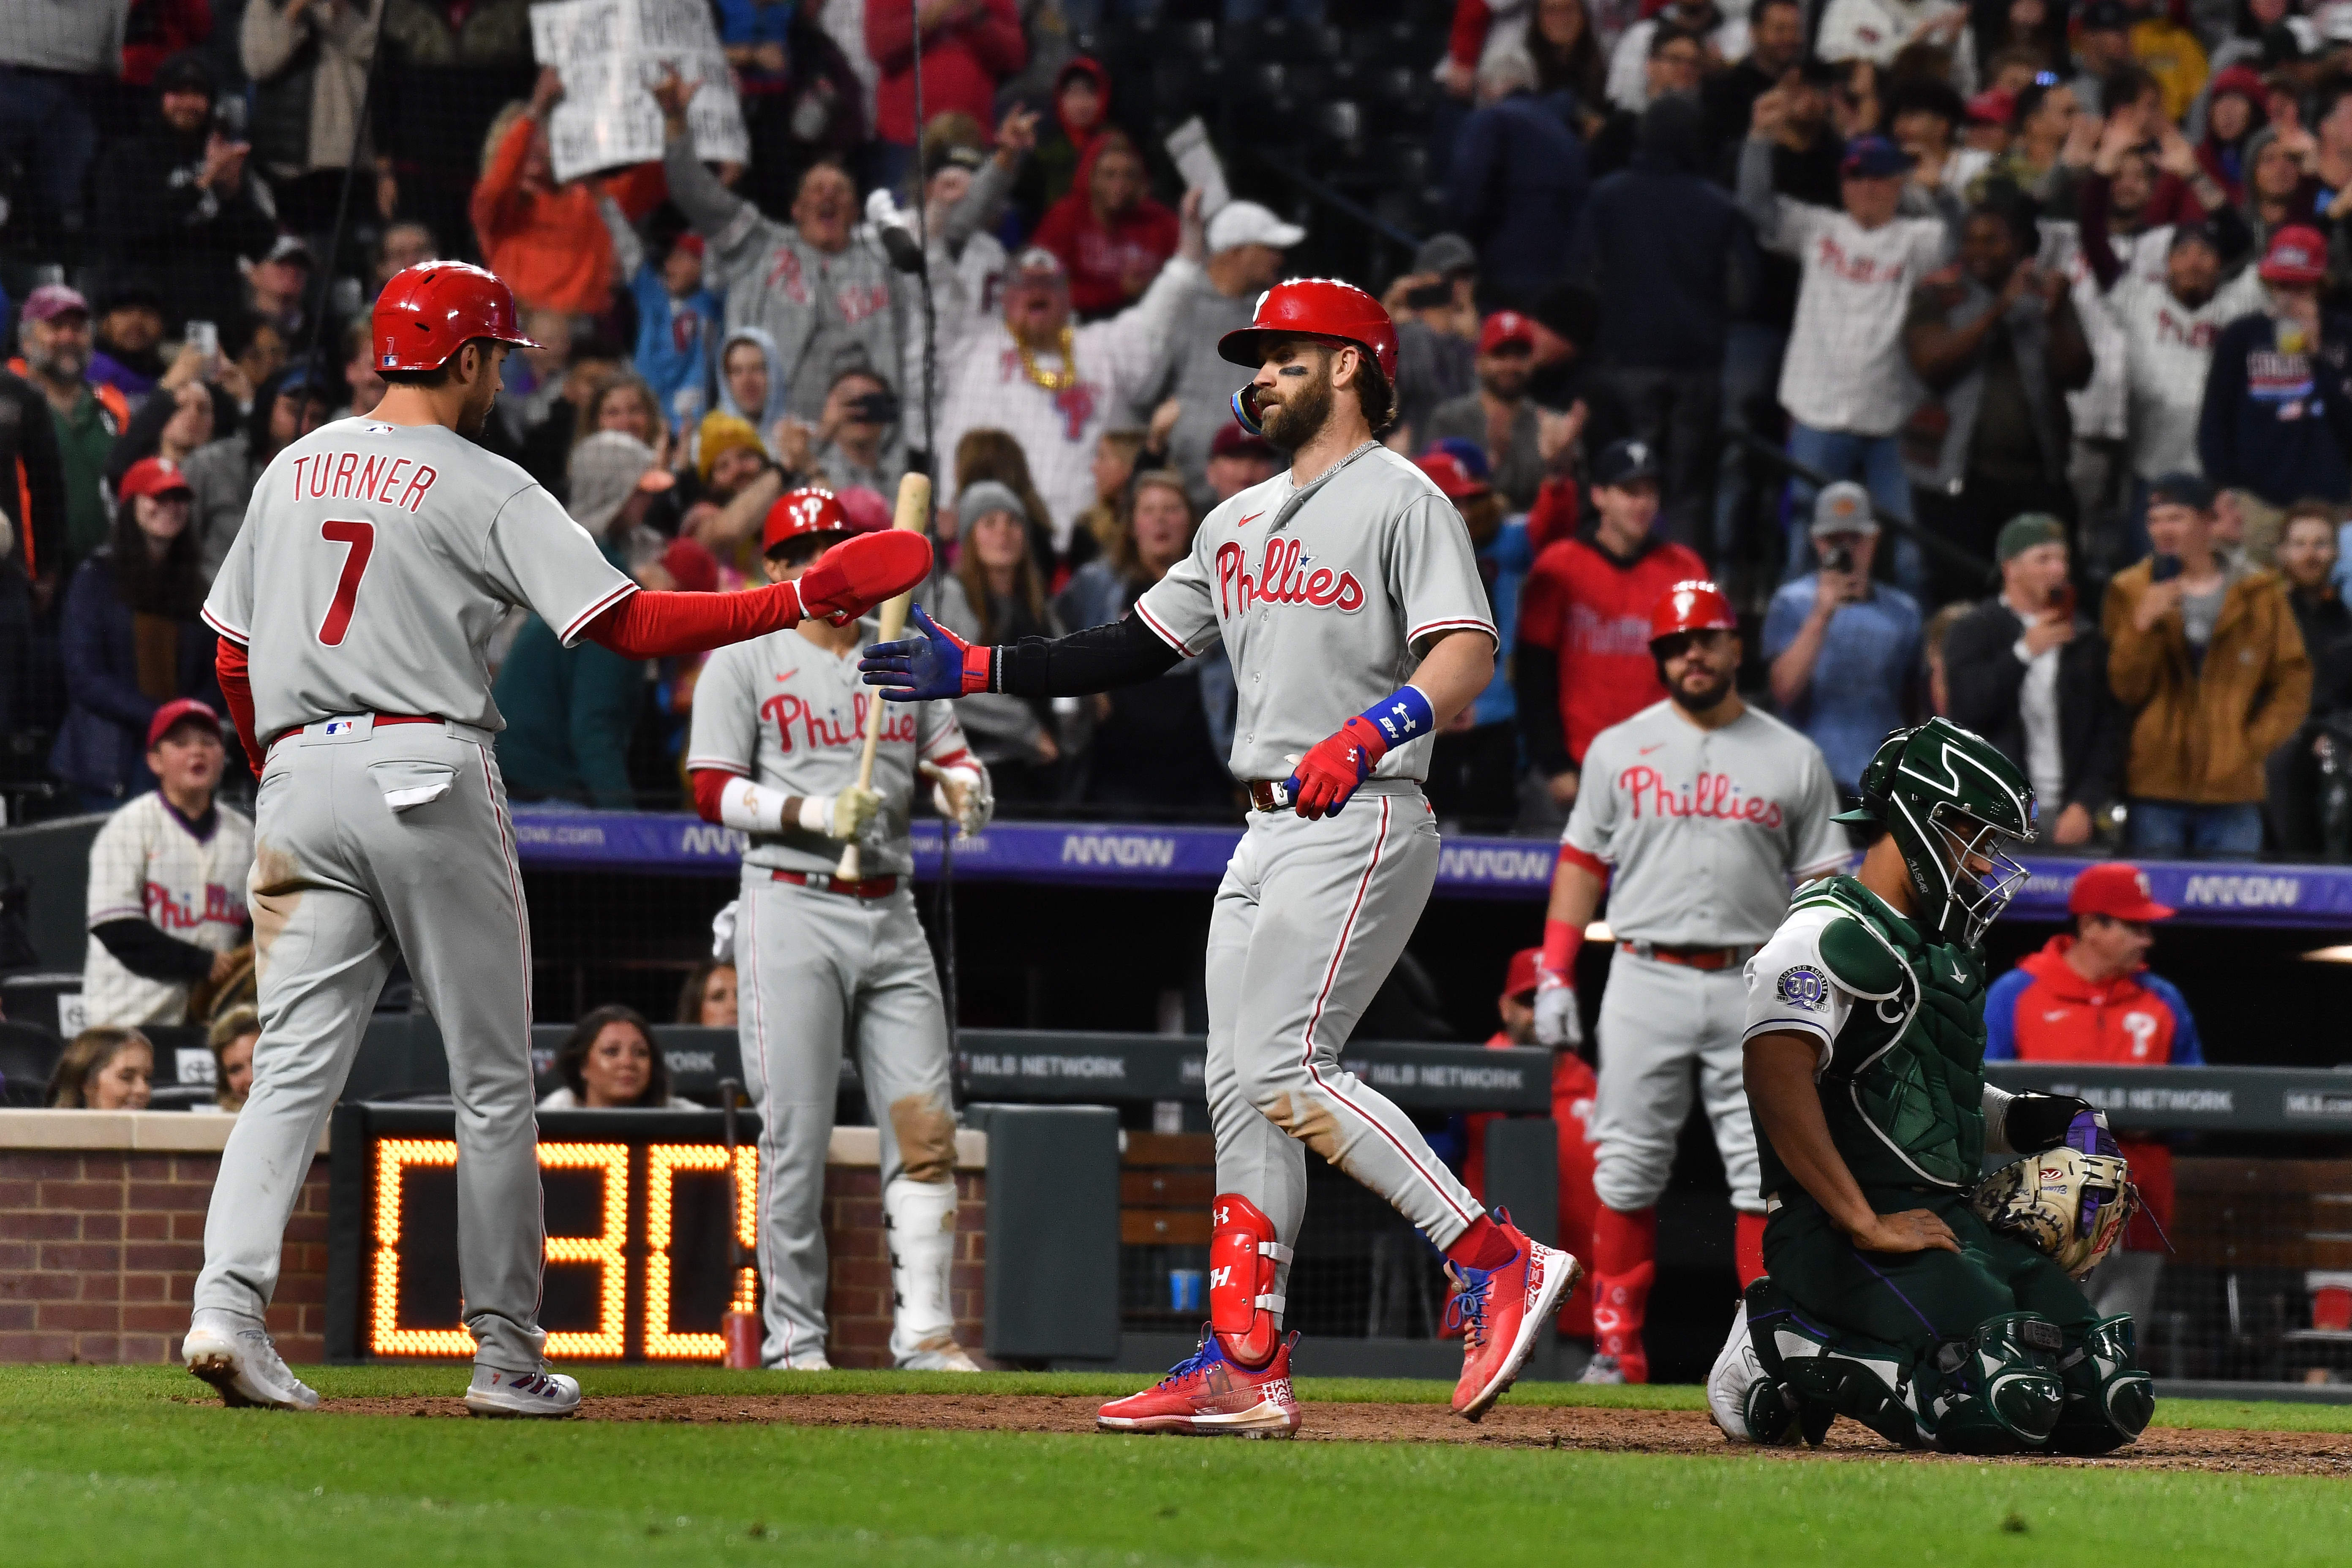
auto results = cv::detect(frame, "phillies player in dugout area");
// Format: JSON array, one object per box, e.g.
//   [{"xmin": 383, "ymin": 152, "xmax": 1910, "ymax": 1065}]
[
  {"xmin": 185, "ymin": 263, "xmax": 931, "ymax": 1418},
  {"xmin": 864, "ymin": 279, "xmax": 1582, "ymax": 1433},
  {"xmin": 1461, "ymin": 948, "xmax": 1600, "ymax": 1345},
  {"xmin": 1533, "ymin": 580, "xmax": 1849, "ymax": 1383},
  {"xmin": 1514, "ymin": 439, "xmax": 1708, "ymax": 813},
  {"xmin": 685, "ymin": 486, "xmax": 994, "ymax": 1372}
]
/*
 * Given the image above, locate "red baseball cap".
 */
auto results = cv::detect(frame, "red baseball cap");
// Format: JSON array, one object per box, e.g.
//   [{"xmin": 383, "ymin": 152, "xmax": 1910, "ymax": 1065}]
[
  {"xmin": 1415, "ymin": 448, "xmax": 1489, "ymax": 500},
  {"xmin": 2260, "ymin": 225, "xmax": 2329, "ymax": 285},
  {"xmin": 146, "ymin": 697, "xmax": 221, "ymax": 751},
  {"xmin": 1478, "ymin": 310, "xmax": 1537, "ymax": 355},
  {"xmin": 1501, "ymin": 947, "xmax": 1541, "ymax": 1004},
  {"xmin": 2067, "ymin": 862, "xmax": 2175, "ymax": 923},
  {"xmin": 22, "ymin": 283, "xmax": 89, "ymax": 323},
  {"xmin": 119, "ymin": 455, "xmax": 192, "ymax": 500},
  {"xmin": 1965, "ymin": 88, "xmax": 2014, "ymax": 127},
  {"xmin": 660, "ymin": 536, "xmax": 719, "ymax": 594},
  {"xmin": 834, "ymin": 485, "xmax": 893, "ymax": 534}
]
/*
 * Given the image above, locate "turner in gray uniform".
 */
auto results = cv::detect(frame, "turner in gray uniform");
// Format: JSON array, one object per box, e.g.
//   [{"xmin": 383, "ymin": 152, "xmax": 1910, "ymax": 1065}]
[
  {"xmin": 184, "ymin": 264, "xmax": 931, "ymax": 1417},
  {"xmin": 686, "ymin": 488, "xmax": 991, "ymax": 1371},
  {"xmin": 864, "ymin": 279, "xmax": 1581, "ymax": 1435}
]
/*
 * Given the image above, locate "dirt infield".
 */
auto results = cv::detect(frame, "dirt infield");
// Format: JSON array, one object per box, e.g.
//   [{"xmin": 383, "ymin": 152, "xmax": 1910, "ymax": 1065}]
[{"xmin": 321, "ymin": 1394, "xmax": 2352, "ymax": 1475}]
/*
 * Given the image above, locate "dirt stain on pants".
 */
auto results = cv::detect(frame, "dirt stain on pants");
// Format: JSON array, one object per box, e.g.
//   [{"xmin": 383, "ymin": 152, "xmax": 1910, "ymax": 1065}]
[{"xmin": 889, "ymin": 1094, "xmax": 958, "ymax": 1185}]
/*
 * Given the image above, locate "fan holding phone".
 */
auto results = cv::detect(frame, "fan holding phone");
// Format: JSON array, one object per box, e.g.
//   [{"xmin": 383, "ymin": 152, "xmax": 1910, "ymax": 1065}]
[{"xmin": 2103, "ymin": 472, "xmax": 2311, "ymax": 856}]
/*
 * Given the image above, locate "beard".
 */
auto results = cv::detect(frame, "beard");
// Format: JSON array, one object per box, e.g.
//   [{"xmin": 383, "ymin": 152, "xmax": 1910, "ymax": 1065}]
[
  {"xmin": 30, "ymin": 342, "xmax": 89, "ymax": 383},
  {"xmin": 1258, "ymin": 370, "xmax": 1334, "ymax": 452},
  {"xmin": 456, "ymin": 378, "xmax": 498, "ymax": 440},
  {"xmin": 1666, "ymin": 662, "xmax": 1736, "ymax": 714}
]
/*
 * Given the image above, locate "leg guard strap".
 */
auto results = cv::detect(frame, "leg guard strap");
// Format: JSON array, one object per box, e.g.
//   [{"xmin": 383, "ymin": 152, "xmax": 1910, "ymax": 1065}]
[{"xmin": 1927, "ymin": 1312, "xmax": 2066, "ymax": 1455}]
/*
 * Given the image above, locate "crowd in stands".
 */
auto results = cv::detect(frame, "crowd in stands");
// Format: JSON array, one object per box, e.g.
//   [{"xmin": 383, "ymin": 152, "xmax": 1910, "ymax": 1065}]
[{"xmin": 8, "ymin": 0, "xmax": 2352, "ymax": 862}]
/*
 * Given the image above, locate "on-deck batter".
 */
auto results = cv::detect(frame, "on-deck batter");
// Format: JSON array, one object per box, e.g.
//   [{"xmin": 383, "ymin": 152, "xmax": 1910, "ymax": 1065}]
[
  {"xmin": 686, "ymin": 487, "xmax": 992, "ymax": 1372},
  {"xmin": 863, "ymin": 279, "xmax": 1581, "ymax": 1433},
  {"xmin": 183, "ymin": 263, "xmax": 929, "ymax": 1418},
  {"xmin": 1531, "ymin": 580, "xmax": 1847, "ymax": 1384}
]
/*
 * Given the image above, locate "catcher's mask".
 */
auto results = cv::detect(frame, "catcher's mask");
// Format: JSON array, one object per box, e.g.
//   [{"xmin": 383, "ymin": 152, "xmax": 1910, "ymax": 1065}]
[{"xmin": 1835, "ymin": 718, "xmax": 2036, "ymax": 947}]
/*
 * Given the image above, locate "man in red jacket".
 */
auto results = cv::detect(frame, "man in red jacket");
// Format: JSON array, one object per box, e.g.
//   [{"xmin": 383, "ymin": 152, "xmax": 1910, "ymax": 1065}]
[
  {"xmin": 866, "ymin": 0, "xmax": 1026, "ymax": 169},
  {"xmin": 1463, "ymin": 948, "xmax": 1600, "ymax": 1345},
  {"xmin": 1513, "ymin": 438, "xmax": 1708, "ymax": 812},
  {"xmin": 1985, "ymin": 861, "xmax": 2201, "ymax": 1323}
]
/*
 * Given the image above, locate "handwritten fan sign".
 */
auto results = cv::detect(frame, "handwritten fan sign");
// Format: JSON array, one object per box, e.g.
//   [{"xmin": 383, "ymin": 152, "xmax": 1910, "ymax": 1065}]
[{"xmin": 531, "ymin": 0, "xmax": 749, "ymax": 184}]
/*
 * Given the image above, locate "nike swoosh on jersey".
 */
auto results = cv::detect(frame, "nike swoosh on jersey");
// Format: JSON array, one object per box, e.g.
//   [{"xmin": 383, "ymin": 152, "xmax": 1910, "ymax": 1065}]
[
  {"xmin": 1236, "ymin": 512, "xmax": 1263, "ymax": 528},
  {"xmin": 1639, "ymin": 744, "xmax": 1665, "ymax": 755}
]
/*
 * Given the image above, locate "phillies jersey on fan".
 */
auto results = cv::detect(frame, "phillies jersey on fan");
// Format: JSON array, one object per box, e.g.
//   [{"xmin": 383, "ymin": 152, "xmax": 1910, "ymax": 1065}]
[
  {"xmin": 202, "ymin": 421, "xmax": 634, "ymax": 741},
  {"xmin": 1132, "ymin": 442, "xmax": 1495, "ymax": 782},
  {"xmin": 1566, "ymin": 701, "xmax": 1849, "ymax": 947},
  {"xmin": 81, "ymin": 794, "xmax": 253, "ymax": 1027},
  {"xmin": 687, "ymin": 621, "xmax": 975, "ymax": 876}
]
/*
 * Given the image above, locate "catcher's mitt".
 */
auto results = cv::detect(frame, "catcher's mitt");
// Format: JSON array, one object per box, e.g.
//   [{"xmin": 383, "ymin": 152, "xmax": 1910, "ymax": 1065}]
[{"xmin": 1971, "ymin": 1137, "xmax": 2138, "ymax": 1279}]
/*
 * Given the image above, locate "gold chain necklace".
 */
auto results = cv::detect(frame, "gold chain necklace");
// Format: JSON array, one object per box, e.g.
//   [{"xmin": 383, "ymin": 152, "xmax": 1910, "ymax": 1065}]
[{"xmin": 1016, "ymin": 327, "xmax": 1078, "ymax": 392}]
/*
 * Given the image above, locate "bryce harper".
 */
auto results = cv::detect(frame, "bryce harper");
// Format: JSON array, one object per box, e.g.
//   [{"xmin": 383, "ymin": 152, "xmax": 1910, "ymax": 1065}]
[
  {"xmin": 185, "ymin": 263, "xmax": 928, "ymax": 1417},
  {"xmin": 1533, "ymin": 580, "xmax": 1848, "ymax": 1383},
  {"xmin": 863, "ymin": 278, "xmax": 1581, "ymax": 1433},
  {"xmin": 686, "ymin": 486, "xmax": 992, "ymax": 1372}
]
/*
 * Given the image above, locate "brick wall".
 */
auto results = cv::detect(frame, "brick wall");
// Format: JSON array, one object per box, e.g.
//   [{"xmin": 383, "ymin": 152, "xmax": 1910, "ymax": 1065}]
[
  {"xmin": 822, "ymin": 1167, "xmax": 987, "ymax": 1368},
  {"xmin": 0, "ymin": 1150, "xmax": 330, "ymax": 1365},
  {"xmin": 0, "ymin": 1146, "xmax": 985, "ymax": 1369}
]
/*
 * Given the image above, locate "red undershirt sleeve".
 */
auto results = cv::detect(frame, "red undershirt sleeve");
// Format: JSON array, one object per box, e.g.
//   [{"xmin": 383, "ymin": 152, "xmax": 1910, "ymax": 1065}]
[
  {"xmin": 688, "ymin": 766, "xmax": 735, "ymax": 824},
  {"xmin": 214, "ymin": 637, "xmax": 263, "ymax": 773},
  {"xmin": 582, "ymin": 584, "xmax": 807, "ymax": 659}
]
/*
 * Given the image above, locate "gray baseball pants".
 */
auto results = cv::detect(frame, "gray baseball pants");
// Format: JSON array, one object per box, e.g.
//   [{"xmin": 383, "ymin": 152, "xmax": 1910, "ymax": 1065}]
[
  {"xmin": 735, "ymin": 871, "xmax": 956, "ymax": 1368},
  {"xmin": 1207, "ymin": 784, "xmax": 1485, "ymax": 1304},
  {"xmin": 1590, "ymin": 952, "xmax": 1764, "ymax": 1214},
  {"xmin": 193, "ymin": 717, "xmax": 548, "ymax": 1371}
]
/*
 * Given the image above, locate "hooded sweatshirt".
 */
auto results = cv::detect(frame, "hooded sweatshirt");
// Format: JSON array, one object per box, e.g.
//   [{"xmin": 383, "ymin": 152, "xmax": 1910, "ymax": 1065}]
[
  {"xmin": 1569, "ymin": 95, "xmax": 1748, "ymax": 372},
  {"xmin": 865, "ymin": 0, "xmax": 1025, "ymax": 146},
  {"xmin": 1016, "ymin": 55, "xmax": 1112, "ymax": 227},
  {"xmin": 1032, "ymin": 134, "xmax": 1180, "ymax": 320},
  {"xmin": 715, "ymin": 325, "xmax": 791, "ymax": 435}
]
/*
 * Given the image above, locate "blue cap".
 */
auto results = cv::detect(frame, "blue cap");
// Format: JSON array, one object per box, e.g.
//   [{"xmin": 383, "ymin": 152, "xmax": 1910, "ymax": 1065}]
[
  {"xmin": 1593, "ymin": 438, "xmax": 1660, "ymax": 488},
  {"xmin": 1432, "ymin": 437, "xmax": 1492, "ymax": 482},
  {"xmin": 1840, "ymin": 135, "xmax": 1916, "ymax": 180}
]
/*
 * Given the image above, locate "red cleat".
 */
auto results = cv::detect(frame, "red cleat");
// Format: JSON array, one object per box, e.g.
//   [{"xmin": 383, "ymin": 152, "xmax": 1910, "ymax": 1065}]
[
  {"xmin": 1447, "ymin": 1219, "xmax": 1583, "ymax": 1421},
  {"xmin": 1096, "ymin": 1326, "xmax": 1302, "ymax": 1438}
]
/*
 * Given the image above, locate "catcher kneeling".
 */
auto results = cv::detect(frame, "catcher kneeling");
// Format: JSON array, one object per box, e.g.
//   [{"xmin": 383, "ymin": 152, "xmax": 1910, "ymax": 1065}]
[{"xmin": 1707, "ymin": 719, "xmax": 2153, "ymax": 1455}]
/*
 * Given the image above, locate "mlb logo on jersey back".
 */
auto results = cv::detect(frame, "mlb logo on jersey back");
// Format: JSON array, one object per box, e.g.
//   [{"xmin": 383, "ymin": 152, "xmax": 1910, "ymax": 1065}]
[{"xmin": 1775, "ymin": 965, "xmax": 1829, "ymax": 1010}]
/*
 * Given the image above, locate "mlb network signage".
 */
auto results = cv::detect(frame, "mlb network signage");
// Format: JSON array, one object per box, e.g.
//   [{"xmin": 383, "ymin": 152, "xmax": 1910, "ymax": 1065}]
[{"xmin": 508, "ymin": 811, "xmax": 2352, "ymax": 924}]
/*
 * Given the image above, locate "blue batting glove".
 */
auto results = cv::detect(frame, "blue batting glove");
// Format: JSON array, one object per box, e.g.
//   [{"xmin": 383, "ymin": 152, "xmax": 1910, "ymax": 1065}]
[{"xmin": 859, "ymin": 604, "xmax": 988, "ymax": 702}]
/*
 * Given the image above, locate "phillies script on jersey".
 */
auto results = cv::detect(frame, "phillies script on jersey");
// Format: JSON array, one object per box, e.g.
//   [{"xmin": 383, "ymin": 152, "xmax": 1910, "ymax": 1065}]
[
  {"xmin": 762, "ymin": 685, "xmax": 917, "ymax": 753},
  {"xmin": 1614, "ymin": 765, "xmax": 1787, "ymax": 828},
  {"xmin": 287, "ymin": 448, "xmax": 440, "ymax": 510},
  {"xmin": 1214, "ymin": 535, "xmax": 1367, "ymax": 617},
  {"xmin": 146, "ymin": 879, "xmax": 246, "ymax": 934}
]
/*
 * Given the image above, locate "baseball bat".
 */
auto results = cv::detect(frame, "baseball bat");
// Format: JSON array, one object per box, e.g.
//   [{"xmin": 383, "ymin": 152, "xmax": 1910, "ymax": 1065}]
[{"xmin": 833, "ymin": 471, "xmax": 932, "ymax": 882}]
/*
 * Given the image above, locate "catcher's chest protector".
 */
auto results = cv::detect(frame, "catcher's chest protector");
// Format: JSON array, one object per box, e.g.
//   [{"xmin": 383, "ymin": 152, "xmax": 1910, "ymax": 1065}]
[{"xmin": 1800, "ymin": 877, "xmax": 1988, "ymax": 1190}]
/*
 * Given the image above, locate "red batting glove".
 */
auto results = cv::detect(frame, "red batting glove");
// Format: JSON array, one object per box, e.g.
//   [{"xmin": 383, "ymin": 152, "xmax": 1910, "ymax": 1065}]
[
  {"xmin": 793, "ymin": 531, "xmax": 933, "ymax": 625},
  {"xmin": 1284, "ymin": 715, "xmax": 1387, "ymax": 819}
]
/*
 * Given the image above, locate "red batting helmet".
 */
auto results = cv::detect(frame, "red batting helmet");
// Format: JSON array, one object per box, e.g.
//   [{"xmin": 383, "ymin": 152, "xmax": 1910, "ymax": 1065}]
[
  {"xmin": 1648, "ymin": 580, "xmax": 1738, "ymax": 647},
  {"xmin": 1218, "ymin": 278, "xmax": 1398, "ymax": 380},
  {"xmin": 373, "ymin": 261, "xmax": 541, "ymax": 373},
  {"xmin": 762, "ymin": 487, "xmax": 853, "ymax": 555}
]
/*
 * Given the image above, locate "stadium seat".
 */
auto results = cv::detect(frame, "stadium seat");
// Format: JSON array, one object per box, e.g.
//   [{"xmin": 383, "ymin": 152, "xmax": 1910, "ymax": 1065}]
[{"xmin": 0, "ymin": 1021, "xmax": 63, "ymax": 1107}]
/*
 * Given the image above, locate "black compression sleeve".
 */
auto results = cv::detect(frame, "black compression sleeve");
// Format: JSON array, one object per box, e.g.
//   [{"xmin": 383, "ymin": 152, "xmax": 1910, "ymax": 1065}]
[
  {"xmin": 993, "ymin": 612, "xmax": 1185, "ymax": 697},
  {"xmin": 93, "ymin": 918, "xmax": 219, "ymax": 982},
  {"xmin": 1515, "ymin": 643, "xmax": 1573, "ymax": 776}
]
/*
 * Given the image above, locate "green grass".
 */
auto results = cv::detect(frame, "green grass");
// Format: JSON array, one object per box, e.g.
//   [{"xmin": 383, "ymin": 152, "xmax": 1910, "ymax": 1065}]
[{"xmin": 5, "ymin": 1366, "xmax": 2349, "ymax": 1567}]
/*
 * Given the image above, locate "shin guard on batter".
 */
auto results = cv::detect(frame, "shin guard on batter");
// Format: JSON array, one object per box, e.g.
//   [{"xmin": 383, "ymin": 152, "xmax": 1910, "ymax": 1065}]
[
  {"xmin": 1587, "ymin": 1205, "xmax": 1657, "ymax": 1381},
  {"xmin": 1209, "ymin": 1194, "xmax": 1292, "ymax": 1367},
  {"xmin": 885, "ymin": 1177, "xmax": 972, "ymax": 1369}
]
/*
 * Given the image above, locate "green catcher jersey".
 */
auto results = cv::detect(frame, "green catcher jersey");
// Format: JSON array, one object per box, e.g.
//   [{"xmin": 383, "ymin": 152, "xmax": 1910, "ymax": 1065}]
[{"xmin": 1740, "ymin": 874, "xmax": 1989, "ymax": 1197}]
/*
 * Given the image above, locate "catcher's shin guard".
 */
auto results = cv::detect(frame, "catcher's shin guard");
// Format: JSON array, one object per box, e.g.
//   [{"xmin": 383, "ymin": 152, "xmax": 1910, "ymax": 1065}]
[
  {"xmin": 2052, "ymin": 1314, "xmax": 2154, "ymax": 1454},
  {"xmin": 1744, "ymin": 1276, "xmax": 1913, "ymax": 1448},
  {"xmin": 1208, "ymin": 1194, "xmax": 1291, "ymax": 1367},
  {"xmin": 1927, "ymin": 1312, "xmax": 2067, "ymax": 1454}
]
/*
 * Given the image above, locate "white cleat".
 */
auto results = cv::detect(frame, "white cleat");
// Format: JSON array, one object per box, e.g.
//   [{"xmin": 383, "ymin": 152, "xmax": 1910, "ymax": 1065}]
[
  {"xmin": 898, "ymin": 1337, "xmax": 983, "ymax": 1372},
  {"xmin": 463, "ymin": 1365, "xmax": 581, "ymax": 1418},
  {"xmin": 1707, "ymin": 1304, "xmax": 1763, "ymax": 1440},
  {"xmin": 1578, "ymin": 1353, "xmax": 1627, "ymax": 1385},
  {"xmin": 772, "ymin": 1354, "xmax": 835, "ymax": 1372},
  {"xmin": 184, "ymin": 1318, "xmax": 321, "ymax": 1411}
]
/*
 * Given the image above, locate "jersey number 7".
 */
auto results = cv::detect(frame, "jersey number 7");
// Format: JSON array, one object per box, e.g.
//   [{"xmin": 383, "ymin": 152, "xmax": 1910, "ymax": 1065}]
[{"xmin": 318, "ymin": 520, "xmax": 376, "ymax": 646}]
